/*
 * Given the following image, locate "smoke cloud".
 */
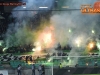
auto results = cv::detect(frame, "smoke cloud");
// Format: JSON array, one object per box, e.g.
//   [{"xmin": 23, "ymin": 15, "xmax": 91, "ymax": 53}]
[
  {"xmin": 5, "ymin": 0, "xmax": 100, "ymax": 66},
  {"xmin": 50, "ymin": 0, "xmax": 100, "ymax": 66},
  {"xmin": 5, "ymin": 0, "xmax": 54, "ymax": 48}
]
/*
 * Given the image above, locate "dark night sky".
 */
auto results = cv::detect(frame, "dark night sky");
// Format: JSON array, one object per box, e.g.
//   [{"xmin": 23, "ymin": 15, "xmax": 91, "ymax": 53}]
[
  {"xmin": 0, "ymin": 0, "xmax": 19, "ymax": 37},
  {"xmin": 0, "ymin": 0, "xmax": 53, "ymax": 37}
]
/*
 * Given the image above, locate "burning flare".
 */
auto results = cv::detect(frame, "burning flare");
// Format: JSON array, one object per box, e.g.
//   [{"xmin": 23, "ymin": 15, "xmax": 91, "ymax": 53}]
[{"xmin": 37, "ymin": 26, "xmax": 55, "ymax": 49}]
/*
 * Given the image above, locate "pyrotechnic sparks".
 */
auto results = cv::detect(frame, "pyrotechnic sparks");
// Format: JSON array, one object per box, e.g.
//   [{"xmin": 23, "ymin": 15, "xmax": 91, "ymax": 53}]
[
  {"xmin": 38, "ymin": 32, "xmax": 52, "ymax": 48},
  {"xmin": 89, "ymin": 43, "xmax": 94, "ymax": 49},
  {"xmin": 33, "ymin": 42, "xmax": 42, "ymax": 52},
  {"xmin": 37, "ymin": 26, "xmax": 55, "ymax": 49},
  {"xmin": 3, "ymin": 0, "xmax": 100, "ymax": 68},
  {"xmin": 36, "ymin": 46, "xmax": 41, "ymax": 51},
  {"xmin": 88, "ymin": 42, "xmax": 95, "ymax": 50},
  {"xmin": 43, "ymin": 33, "xmax": 52, "ymax": 44}
]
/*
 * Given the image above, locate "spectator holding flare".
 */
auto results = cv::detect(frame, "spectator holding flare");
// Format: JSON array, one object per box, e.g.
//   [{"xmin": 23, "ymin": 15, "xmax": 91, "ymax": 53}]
[
  {"xmin": 32, "ymin": 64, "xmax": 35, "ymax": 75},
  {"xmin": 17, "ymin": 64, "xmax": 21, "ymax": 75}
]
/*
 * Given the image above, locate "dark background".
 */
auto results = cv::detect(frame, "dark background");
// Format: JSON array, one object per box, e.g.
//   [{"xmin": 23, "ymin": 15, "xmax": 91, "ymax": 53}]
[{"xmin": 0, "ymin": 0, "xmax": 20, "ymax": 38}]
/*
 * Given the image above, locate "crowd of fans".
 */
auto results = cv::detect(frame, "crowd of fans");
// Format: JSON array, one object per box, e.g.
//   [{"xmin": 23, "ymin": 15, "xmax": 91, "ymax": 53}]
[
  {"xmin": 52, "ymin": 52, "xmax": 68, "ymax": 56},
  {"xmin": 0, "ymin": 43, "xmax": 35, "ymax": 54},
  {"xmin": 6, "ymin": 44, "xmax": 34, "ymax": 53},
  {"xmin": 55, "ymin": 43, "xmax": 72, "ymax": 51}
]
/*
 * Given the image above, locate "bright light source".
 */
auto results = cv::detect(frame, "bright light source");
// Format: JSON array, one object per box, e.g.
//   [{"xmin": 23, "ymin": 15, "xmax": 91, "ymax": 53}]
[
  {"xmin": 89, "ymin": 43, "xmax": 94, "ymax": 49},
  {"xmin": 36, "ymin": 46, "xmax": 41, "ymax": 51},
  {"xmin": 32, "ymin": 46, "xmax": 41, "ymax": 52},
  {"xmin": 67, "ymin": 57, "xmax": 70, "ymax": 60},
  {"xmin": 75, "ymin": 38, "xmax": 81, "ymax": 47},
  {"xmin": 75, "ymin": 39, "xmax": 81, "ymax": 44},
  {"xmin": 48, "ymin": 59, "xmax": 51, "ymax": 62},
  {"xmin": 34, "ymin": 42, "xmax": 40, "ymax": 46},
  {"xmin": 92, "ymin": 30, "xmax": 95, "ymax": 34},
  {"xmin": 34, "ymin": 42, "xmax": 42, "ymax": 51},
  {"xmin": 3, "ymin": 47, "xmax": 7, "ymax": 52},
  {"xmin": 97, "ymin": 42, "xmax": 100, "ymax": 49},
  {"xmin": 77, "ymin": 44, "xmax": 80, "ymax": 47},
  {"xmin": 23, "ymin": 6, "xmax": 26, "ymax": 8},
  {"xmin": 43, "ymin": 33, "xmax": 52, "ymax": 44},
  {"xmin": 32, "ymin": 48, "xmax": 36, "ymax": 51},
  {"xmin": 28, "ymin": 61, "xmax": 32, "ymax": 64},
  {"xmin": 88, "ymin": 42, "xmax": 95, "ymax": 49},
  {"xmin": 69, "ymin": 29, "xmax": 72, "ymax": 33},
  {"xmin": 48, "ymin": 57, "xmax": 52, "ymax": 62},
  {"xmin": 0, "ymin": 42, "xmax": 2, "ymax": 46},
  {"xmin": 39, "ymin": 7, "xmax": 48, "ymax": 8},
  {"xmin": 23, "ymin": 5, "xmax": 26, "ymax": 8},
  {"xmin": 0, "ymin": 40, "xmax": 3, "ymax": 46}
]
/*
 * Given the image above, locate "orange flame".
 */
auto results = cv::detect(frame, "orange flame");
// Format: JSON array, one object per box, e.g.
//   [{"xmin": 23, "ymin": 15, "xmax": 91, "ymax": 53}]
[{"xmin": 37, "ymin": 26, "xmax": 55, "ymax": 49}]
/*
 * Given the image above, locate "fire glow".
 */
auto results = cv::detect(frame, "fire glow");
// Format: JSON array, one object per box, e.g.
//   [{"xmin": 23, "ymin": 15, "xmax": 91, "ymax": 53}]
[
  {"xmin": 87, "ymin": 42, "xmax": 95, "ymax": 50},
  {"xmin": 37, "ymin": 26, "xmax": 55, "ymax": 48}
]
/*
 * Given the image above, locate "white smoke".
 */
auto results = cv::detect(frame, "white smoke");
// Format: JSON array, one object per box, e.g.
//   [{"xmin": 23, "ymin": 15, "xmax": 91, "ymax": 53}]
[
  {"xmin": 50, "ymin": 0, "xmax": 100, "ymax": 66},
  {"xmin": 5, "ymin": 0, "xmax": 100, "ymax": 66},
  {"xmin": 5, "ymin": 0, "xmax": 54, "ymax": 48}
]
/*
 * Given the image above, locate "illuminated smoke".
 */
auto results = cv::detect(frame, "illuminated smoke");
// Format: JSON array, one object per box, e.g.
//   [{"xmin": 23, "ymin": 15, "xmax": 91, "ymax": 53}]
[
  {"xmin": 50, "ymin": 0, "xmax": 99, "ymax": 66},
  {"xmin": 5, "ymin": 0, "xmax": 54, "ymax": 48},
  {"xmin": 37, "ymin": 26, "xmax": 55, "ymax": 49},
  {"xmin": 4, "ymin": 0, "xmax": 100, "ymax": 66}
]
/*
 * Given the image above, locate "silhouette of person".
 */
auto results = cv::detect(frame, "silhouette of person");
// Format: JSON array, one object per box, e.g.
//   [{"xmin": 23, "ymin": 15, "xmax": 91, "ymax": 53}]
[
  {"xmin": 32, "ymin": 64, "xmax": 35, "ymax": 75},
  {"xmin": 42, "ymin": 65, "xmax": 45, "ymax": 75},
  {"xmin": 38, "ymin": 65, "xmax": 42, "ymax": 75},
  {"xmin": 17, "ymin": 64, "xmax": 21, "ymax": 75},
  {"xmin": 0, "ymin": 73, "xmax": 3, "ymax": 75}
]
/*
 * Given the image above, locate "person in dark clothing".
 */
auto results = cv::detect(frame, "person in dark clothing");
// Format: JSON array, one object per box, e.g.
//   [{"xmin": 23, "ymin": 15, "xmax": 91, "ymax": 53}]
[
  {"xmin": 0, "ymin": 73, "xmax": 3, "ymax": 75},
  {"xmin": 38, "ymin": 65, "xmax": 42, "ymax": 75},
  {"xmin": 26, "ymin": 56, "xmax": 28, "ymax": 63},
  {"xmin": 75, "ymin": 64, "xmax": 78, "ymax": 67},
  {"xmin": 32, "ymin": 64, "xmax": 35, "ymax": 75},
  {"xmin": 17, "ymin": 64, "xmax": 21, "ymax": 75},
  {"xmin": 42, "ymin": 65, "xmax": 45, "ymax": 75},
  {"xmin": 30, "ymin": 56, "xmax": 33, "ymax": 63},
  {"xmin": 94, "ymin": 61, "xmax": 98, "ymax": 67}
]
